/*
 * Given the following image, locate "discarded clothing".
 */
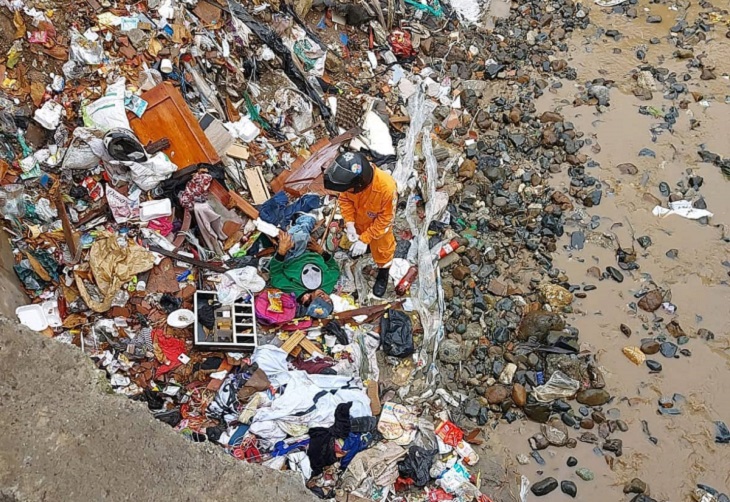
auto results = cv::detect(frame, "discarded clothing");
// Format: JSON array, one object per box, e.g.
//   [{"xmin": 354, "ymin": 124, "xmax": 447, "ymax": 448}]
[
  {"xmin": 307, "ymin": 402, "xmax": 352, "ymax": 476},
  {"xmin": 268, "ymin": 251, "xmax": 340, "ymax": 298},
  {"xmin": 258, "ymin": 191, "xmax": 321, "ymax": 227},
  {"xmin": 179, "ymin": 172, "xmax": 213, "ymax": 209}
]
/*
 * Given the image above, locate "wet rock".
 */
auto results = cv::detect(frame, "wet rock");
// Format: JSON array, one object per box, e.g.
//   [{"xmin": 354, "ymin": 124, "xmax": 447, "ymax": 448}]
[
  {"xmin": 616, "ymin": 420, "xmax": 629, "ymax": 432},
  {"xmin": 640, "ymin": 340, "xmax": 661, "ymax": 355},
  {"xmin": 439, "ymin": 339, "xmax": 463, "ymax": 363},
  {"xmin": 606, "ymin": 266, "xmax": 624, "ymax": 283},
  {"xmin": 464, "ymin": 398, "xmax": 482, "ymax": 418},
  {"xmin": 638, "ymin": 290, "xmax": 663, "ymax": 312},
  {"xmin": 666, "ymin": 249, "xmax": 678, "ymax": 259},
  {"xmin": 576, "ymin": 389, "xmax": 611, "ymax": 406},
  {"xmin": 517, "ymin": 310, "xmax": 565, "ymax": 341},
  {"xmin": 538, "ymin": 283, "xmax": 574, "ymax": 310},
  {"xmin": 540, "ymin": 111, "xmax": 564, "ymax": 123},
  {"xmin": 578, "ymin": 432, "xmax": 599, "ymax": 444},
  {"xmin": 512, "ymin": 383, "xmax": 527, "ymax": 407},
  {"xmin": 542, "ymin": 419, "xmax": 570, "ymax": 446},
  {"xmin": 567, "ymin": 456, "xmax": 578, "ymax": 467},
  {"xmin": 486, "ymin": 385, "xmax": 509, "ymax": 404},
  {"xmin": 452, "ymin": 266, "xmax": 471, "ymax": 281},
  {"xmin": 701, "ymin": 68, "xmax": 717, "ymax": 80},
  {"xmin": 524, "ymin": 402, "xmax": 552, "ymax": 423},
  {"xmin": 562, "ymin": 412, "xmax": 577, "ymax": 427},
  {"xmin": 458, "ymin": 159, "xmax": 477, "ymax": 179},
  {"xmin": 529, "ymin": 433, "xmax": 550, "ymax": 450},
  {"xmin": 620, "ymin": 324, "xmax": 632, "ymax": 337},
  {"xmin": 617, "ymin": 162, "xmax": 638, "ymax": 174},
  {"xmin": 603, "ymin": 438, "xmax": 623, "ymax": 456},
  {"xmin": 660, "ymin": 342, "xmax": 678, "ymax": 358},
  {"xmin": 592, "ymin": 411, "xmax": 606, "ymax": 424},
  {"xmin": 580, "ymin": 418, "xmax": 595, "ymax": 429},
  {"xmin": 531, "ymin": 477, "xmax": 558, "ymax": 497},
  {"xmin": 624, "ymin": 478, "xmax": 648, "ymax": 494},
  {"xmin": 698, "ymin": 328, "xmax": 715, "ymax": 341},
  {"xmin": 477, "ymin": 407, "xmax": 489, "ymax": 425},
  {"xmin": 637, "ymin": 236, "xmax": 652, "ymax": 248},
  {"xmin": 561, "ymin": 480, "xmax": 577, "ymax": 498},
  {"xmin": 646, "ymin": 15, "xmax": 662, "ymax": 23},
  {"xmin": 587, "ymin": 266, "xmax": 601, "ymax": 278},
  {"xmin": 576, "ymin": 468, "xmax": 594, "ymax": 481},
  {"xmin": 631, "ymin": 495, "xmax": 658, "ymax": 502}
]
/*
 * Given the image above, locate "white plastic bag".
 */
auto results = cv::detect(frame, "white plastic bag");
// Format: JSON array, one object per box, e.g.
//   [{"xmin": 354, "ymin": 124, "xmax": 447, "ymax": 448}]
[
  {"xmin": 82, "ymin": 79, "xmax": 130, "ymax": 131},
  {"xmin": 127, "ymin": 152, "xmax": 177, "ymax": 191},
  {"xmin": 217, "ymin": 267, "xmax": 266, "ymax": 305}
]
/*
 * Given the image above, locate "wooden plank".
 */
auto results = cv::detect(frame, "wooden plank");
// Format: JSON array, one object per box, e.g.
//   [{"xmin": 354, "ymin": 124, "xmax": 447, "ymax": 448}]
[
  {"xmin": 127, "ymin": 82, "xmax": 220, "ymax": 170},
  {"xmin": 281, "ymin": 331, "xmax": 306, "ymax": 354},
  {"xmin": 227, "ymin": 190, "xmax": 260, "ymax": 220},
  {"xmin": 243, "ymin": 166, "xmax": 270, "ymax": 205},
  {"xmin": 148, "ymin": 245, "xmax": 227, "ymax": 272}
]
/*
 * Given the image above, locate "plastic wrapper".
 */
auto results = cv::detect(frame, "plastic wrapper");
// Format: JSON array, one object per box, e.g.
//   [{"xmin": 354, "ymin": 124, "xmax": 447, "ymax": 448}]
[
  {"xmin": 378, "ymin": 401, "xmax": 418, "ymax": 445},
  {"xmin": 61, "ymin": 127, "xmax": 107, "ymax": 170},
  {"xmin": 69, "ymin": 28, "xmax": 104, "ymax": 65},
  {"xmin": 127, "ymin": 152, "xmax": 178, "ymax": 191},
  {"xmin": 533, "ymin": 370, "xmax": 580, "ymax": 402}
]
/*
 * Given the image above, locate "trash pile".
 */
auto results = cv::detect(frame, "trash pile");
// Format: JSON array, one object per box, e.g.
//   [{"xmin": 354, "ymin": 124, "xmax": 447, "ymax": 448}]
[{"xmin": 8, "ymin": 0, "xmax": 729, "ymax": 499}]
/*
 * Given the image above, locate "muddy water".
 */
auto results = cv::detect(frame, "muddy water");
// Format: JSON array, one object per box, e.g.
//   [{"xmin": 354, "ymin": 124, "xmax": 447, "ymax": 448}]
[{"xmin": 487, "ymin": 3, "xmax": 730, "ymax": 501}]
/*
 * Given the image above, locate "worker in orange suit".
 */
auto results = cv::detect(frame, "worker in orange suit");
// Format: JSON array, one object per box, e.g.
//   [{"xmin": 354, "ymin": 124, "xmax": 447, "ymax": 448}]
[{"xmin": 323, "ymin": 151, "xmax": 397, "ymax": 297}]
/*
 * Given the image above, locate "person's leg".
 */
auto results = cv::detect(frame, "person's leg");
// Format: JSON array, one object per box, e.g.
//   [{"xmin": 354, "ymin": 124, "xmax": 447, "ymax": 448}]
[
  {"xmin": 369, "ymin": 231, "xmax": 396, "ymax": 297},
  {"xmin": 284, "ymin": 214, "xmax": 317, "ymax": 261}
]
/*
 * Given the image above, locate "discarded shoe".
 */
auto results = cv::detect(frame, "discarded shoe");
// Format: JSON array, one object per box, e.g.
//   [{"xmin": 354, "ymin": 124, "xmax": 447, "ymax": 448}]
[{"xmin": 373, "ymin": 268, "xmax": 390, "ymax": 298}]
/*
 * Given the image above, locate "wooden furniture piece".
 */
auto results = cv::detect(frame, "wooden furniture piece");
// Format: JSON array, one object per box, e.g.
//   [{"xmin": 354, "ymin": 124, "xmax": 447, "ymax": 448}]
[{"xmin": 127, "ymin": 82, "xmax": 220, "ymax": 169}]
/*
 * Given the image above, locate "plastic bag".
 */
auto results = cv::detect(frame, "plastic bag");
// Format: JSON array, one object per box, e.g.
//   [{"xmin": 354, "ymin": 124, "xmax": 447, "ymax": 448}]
[
  {"xmin": 380, "ymin": 309, "xmax": 414, "ymax": 357},
  {"xmin": 82, "ymin": 79, "xmax": 130, "ymax": 131},
  {"xmin": 533, "ymin": 370, "xmax": 580, "ymax": 402},
  {"xmin": 62, "ymin": 127, "xmax": 106, "ymax": 170},
  {"xmin": 69, "ymin": 28, "xmax": 104, "ymax": 65},
  {"xmin": 139, "ymin": 64, "xmax": 163, "ymax": 91},
  {"xmin": 398, "ymin": 446, "xmax": 437, "ymax": 487},
  {"xmin": 217, "ymin": 267, "xmax": 266, "ymax": 305},
  {"xmin": 127, "ymin": 152, "xmax": 177, "ymax": 191}
]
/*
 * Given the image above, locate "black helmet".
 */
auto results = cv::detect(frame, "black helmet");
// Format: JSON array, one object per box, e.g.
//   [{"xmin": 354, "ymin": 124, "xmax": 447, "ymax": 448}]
[
  {"xmin": 323, "ymin": 151, "xmax": 374, "ymax": 193},
  {"xmin": 104, "ymin": 128, "xmax": 148, "ymax": 163}
]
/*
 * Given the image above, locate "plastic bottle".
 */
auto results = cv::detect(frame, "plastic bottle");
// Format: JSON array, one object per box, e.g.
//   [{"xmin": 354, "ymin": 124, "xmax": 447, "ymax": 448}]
[
  {"xmin": 433, "ymin": 238, "xmax": 461, "ymax": 260},
  {"xmin": 395, "ymin": 265, "xmax": 418, "ymax": 296}
]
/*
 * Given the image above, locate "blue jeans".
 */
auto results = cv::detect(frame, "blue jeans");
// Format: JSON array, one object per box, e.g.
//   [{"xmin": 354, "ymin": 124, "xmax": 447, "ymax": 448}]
[{"xmin": 285, "ymin": 214, "xmax": 316, "ymax": 261}]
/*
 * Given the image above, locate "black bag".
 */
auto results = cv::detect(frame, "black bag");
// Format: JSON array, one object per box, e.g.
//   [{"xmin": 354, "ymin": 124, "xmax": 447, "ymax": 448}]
[
  {"xmin": 398, "ymin": 446, "xmax": 436, "ymax": 487},
  {"xmin": 380, "ymin": 309, "xmax": 414, "ymax": 358}
]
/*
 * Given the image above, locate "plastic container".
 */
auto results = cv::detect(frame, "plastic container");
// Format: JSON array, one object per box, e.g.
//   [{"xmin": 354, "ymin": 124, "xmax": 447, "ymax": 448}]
[
  {"xmin": 0, "ymin": 184, "xmax": 26, "ymax": 218},
  {"xmin": 395, "ymin": 265, "xmax": 418, "ymax": 296}
]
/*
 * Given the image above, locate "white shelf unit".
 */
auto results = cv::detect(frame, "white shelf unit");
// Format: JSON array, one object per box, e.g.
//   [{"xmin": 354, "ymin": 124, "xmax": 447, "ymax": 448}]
[{"xmin": 193, "ymin": 290, "xmax": 258, "ymax": 350}]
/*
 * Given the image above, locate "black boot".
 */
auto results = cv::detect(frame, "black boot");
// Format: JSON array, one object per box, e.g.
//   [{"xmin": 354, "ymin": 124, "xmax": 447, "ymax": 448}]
[{"xmin": 373, "ymin": 268, "xmax": 390, "ymax": 298}]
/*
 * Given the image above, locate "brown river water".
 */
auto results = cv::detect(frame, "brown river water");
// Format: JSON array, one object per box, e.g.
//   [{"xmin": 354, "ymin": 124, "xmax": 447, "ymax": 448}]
[{"xmin": 483, "ymin": 2, "xmax": 730, "ymax": 501}]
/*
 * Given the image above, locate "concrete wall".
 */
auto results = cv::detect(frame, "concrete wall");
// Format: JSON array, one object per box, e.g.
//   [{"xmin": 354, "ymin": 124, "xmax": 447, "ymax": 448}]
[{"xmin": 0, "ymin": 230, "xmax": 316, "ymax": 502}]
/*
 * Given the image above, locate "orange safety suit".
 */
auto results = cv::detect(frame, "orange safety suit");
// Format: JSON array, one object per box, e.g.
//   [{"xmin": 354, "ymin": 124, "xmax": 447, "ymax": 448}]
[{"xmin": 339, "ymin": 167, "xmax": 397, "ymax": 267}]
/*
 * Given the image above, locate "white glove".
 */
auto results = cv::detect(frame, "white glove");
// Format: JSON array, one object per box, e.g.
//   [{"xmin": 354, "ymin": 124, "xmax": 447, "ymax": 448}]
[
  {"xmin": 351, "ymin": 240, "xmax": 368, "ymax": 257},
  {"xmin": 345, "ymin": 222, "xmax": 359, "ymax": 243}
]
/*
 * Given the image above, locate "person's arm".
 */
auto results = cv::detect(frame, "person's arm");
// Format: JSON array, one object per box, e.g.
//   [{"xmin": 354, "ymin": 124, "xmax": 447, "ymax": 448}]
[
  {"xmin": 338, "ymin": 193, "xmax": 356, "ymax": 224},
  {"xmin": 359, "ymin": 191, "xmax": 396, "ymax": 245}
]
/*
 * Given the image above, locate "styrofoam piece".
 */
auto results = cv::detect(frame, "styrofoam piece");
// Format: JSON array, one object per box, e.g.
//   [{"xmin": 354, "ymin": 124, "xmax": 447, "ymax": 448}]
[
  {"xmin": 16, "ymin": 305, "xmax": 49, "ymax": 332},
  {"xmin": 139, "ymin": 198, "xmax": 172, "ymax": 221}
]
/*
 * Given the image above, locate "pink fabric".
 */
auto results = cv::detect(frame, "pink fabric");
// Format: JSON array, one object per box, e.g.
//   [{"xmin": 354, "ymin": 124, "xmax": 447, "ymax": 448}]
[{"xmin": 149, "ymin": 217, "xmax": 174, "ymax": 236}]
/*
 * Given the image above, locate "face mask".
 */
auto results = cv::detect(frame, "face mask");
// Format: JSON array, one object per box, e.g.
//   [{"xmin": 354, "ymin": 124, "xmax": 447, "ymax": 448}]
[{"xmin": 301, "ymin": 263, "xmax": 323, "ymax": 290}]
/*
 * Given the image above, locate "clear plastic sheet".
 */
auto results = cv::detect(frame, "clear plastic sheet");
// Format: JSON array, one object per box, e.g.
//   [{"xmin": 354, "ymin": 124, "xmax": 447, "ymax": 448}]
[
  {"xmin": 404, "ymin": 129, "xmax": 448, "ymax": 384},
  {"xmin": 391, "ymin": 82, "xmax": 436, "ymax": 193},
  {"xmin": 532, "ymin": 370, "xmax": 581, "ymax": 402}
]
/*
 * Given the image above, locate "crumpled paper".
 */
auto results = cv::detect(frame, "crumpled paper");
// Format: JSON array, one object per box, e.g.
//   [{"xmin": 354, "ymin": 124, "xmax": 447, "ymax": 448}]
[{"xmin": 75, "ymin": 231, "xmax": 155, "ymax": 312}]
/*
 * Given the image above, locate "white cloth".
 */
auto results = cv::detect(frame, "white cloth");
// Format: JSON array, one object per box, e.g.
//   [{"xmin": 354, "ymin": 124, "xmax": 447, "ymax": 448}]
[
  {"xmin": 216, "ymin": 267, "xmax": 266, "ymax": 305},
  {"xmin": 652, "ymin": 200, "xmax": 713, "ymax": 220}
]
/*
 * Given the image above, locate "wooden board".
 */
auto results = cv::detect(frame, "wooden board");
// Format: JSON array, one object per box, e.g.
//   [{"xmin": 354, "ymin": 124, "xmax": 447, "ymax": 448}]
[
  {"xmin": 243, "ymin": 166, "xmax": 270, "ymax": 205},
  {"xmin": 127, "ymin": 83, "xmax": 220, "ymax": 170}
]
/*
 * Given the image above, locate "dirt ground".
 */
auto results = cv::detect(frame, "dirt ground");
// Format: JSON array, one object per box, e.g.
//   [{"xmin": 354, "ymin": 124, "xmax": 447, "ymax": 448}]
[{"xmin": 0, "ymin": 317, "xmax": 317, "ymax": 502}]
